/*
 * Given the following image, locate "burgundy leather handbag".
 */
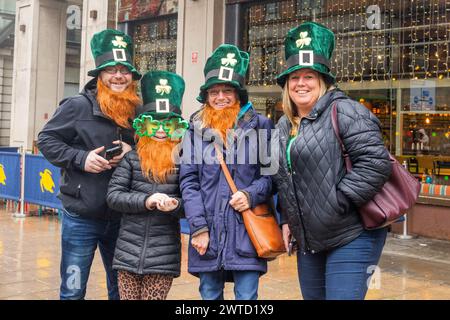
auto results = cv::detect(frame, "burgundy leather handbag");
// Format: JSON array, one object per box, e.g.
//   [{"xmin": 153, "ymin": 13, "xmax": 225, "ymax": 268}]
[{"xmin": 331, "ymin": 104, "xmax": 421, "ymax": 230}]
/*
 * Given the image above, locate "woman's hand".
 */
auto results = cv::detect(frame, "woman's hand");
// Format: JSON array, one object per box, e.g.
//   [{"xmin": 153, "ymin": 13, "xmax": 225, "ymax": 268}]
[
  {"xmin": 191, "ymin": 231, "xmax": 209, "ymax": 256},
  {"xmin": 157, "ymin": 197, "xmax": 179, "ymax": 212},
  {"xmin": 229, "ymin": 191, "xmax": 250, "ymax": 212},
  {"xmin": 145, "ymin": 193, "xmax": 169, "ymax": 210},
  {"xmin": 282, "ymin": 224, "xmax": 291, "ymax": 253}
]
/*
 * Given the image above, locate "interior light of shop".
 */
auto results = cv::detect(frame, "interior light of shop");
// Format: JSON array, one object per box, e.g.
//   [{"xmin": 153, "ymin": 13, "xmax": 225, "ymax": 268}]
[
  {"xmin": 425, "ymin": 117, "xmax": 431, "ymax": 124},
  {"xmin": 438, "ymin": 74, "xmax": 444, "ymax": 80}
]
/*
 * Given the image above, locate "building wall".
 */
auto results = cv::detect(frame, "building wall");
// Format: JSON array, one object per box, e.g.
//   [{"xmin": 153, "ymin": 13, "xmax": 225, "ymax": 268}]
[
  {"xmin": 177, "ymin": 0, "xmax": 225, "ymax": 118},
  {"xmin": 0, "ymin": 53, "xmax": 13, "ymax": 146},
  {"xmin": 10, "ymin": 0, "xmax": 67, "ymax": 151}
]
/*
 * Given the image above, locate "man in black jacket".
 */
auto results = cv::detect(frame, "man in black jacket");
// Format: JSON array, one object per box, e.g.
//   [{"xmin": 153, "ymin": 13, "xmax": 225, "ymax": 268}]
[{"xmin": 37, "ymin": 29, "xmax": 141, "ymax": 300}]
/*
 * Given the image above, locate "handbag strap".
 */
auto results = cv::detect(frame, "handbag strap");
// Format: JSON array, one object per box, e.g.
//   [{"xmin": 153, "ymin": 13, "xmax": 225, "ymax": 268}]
[
  {"xmin": 213, "ymin": 143, "xmax": 239, "ymax": 194},
  {"xmin": 331, "ymin": 103, "xmax": 353, "ymax": 172}
]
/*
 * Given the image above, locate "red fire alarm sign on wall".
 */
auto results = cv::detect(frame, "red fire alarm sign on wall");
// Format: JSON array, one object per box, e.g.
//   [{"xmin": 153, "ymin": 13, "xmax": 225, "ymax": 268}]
[{"xmin": 191, "ymin": 52, "xmax": 198, "ymax": 64}]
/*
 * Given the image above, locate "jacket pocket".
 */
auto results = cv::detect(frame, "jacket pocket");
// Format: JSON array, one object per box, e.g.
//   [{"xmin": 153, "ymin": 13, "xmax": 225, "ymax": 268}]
[
  {"xmin": 59, "ymin": 181, "xmax": 81, "ymax": 198},
  {"xmin": 235, "ymin": 213, "xmax": 258, "ymax": 258}
]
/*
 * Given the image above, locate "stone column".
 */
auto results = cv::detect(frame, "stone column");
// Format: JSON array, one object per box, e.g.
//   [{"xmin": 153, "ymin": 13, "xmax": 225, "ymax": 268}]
[
  {"xmin": 79, "ymin": 0, "xmax": 117, "ymax": 87},
  {"xmin": 10, "ymin": 0, "xmax": 67, "ymax": 151},
  {"xmin": 177, "ymin": 0, "xmax": 225, "ymax": 118}
]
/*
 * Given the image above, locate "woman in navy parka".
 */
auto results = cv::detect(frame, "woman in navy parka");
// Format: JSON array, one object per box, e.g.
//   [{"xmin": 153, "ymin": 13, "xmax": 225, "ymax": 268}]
[{"xmin": 179, "ymin": 44, "xmax": 274, "ymax": 300}]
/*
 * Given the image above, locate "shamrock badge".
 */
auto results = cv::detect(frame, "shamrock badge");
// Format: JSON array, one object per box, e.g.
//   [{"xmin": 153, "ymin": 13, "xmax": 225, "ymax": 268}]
[
  {"xmin": 155, "ymin": 79, "xmax": 172, "ymax": 95},
  {"xmin": 221, "ymin": 53, "xmax": 237, "ymax": 67},
  {"xmin": 112, "ymin": 36, "xmax": 127, "ymax": 48},
  {"xmin": 296, "ymin": 31, "xmax": 312, "ymax": 48}
]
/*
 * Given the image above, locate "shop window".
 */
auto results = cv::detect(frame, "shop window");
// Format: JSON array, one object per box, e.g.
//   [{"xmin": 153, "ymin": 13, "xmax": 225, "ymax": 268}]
[
  {"xmin": 132, "ymin": 15, "xmax": 177, "ymax": 73},
  {"xmin": 346, "ymin": 89, "xmax": 397, "ymax": 153}
]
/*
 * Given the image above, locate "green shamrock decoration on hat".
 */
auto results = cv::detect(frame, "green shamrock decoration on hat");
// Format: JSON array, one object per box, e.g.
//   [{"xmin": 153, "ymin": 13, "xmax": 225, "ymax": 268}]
[
  {"xmin": 133, "ymin": 71, "xmax": 188, "ymax": 139},
  {"xmin": 197, "ymin": 44, "xmax": 249, "ymax": 105},
  {"xmin": 88, "ymin": 29, "xmax": 141, "ymax": 80},
  {"xmin": 276, "ymin": 22, "xmax": 336, "ymax": 87}
]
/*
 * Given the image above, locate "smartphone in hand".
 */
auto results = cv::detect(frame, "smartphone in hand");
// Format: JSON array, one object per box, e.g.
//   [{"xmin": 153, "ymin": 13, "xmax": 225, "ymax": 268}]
[{"xmin": 104, "ymin": 144, "xmax": 122, "ymax": 160}]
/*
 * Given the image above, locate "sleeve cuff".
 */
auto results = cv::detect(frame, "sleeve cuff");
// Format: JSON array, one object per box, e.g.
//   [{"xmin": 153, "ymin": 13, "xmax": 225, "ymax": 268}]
[
  {"xmin": 240, "ymin": 190, "xmax": 253, "ymax": 208},
  {"xmin": 192, "ymin": 226, "xmax": 209, "ymax": 237}
]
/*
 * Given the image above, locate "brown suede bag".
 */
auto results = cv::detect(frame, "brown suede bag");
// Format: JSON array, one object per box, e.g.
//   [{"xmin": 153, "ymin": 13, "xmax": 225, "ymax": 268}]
[{"xmin": 214, "ymin": 144, "xmax": 286, "ymax": 259}]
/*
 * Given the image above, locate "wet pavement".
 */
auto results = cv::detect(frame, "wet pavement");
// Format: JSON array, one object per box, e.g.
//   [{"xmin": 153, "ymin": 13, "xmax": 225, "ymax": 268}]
[{"xmin": 0, "ymin": 210, "xmax": 449, "ymax": 300}]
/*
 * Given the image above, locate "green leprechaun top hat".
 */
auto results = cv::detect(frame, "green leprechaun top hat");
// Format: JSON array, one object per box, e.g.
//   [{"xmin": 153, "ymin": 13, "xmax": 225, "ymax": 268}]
[
  {"xmin": 276, "ymin": 22, "xmax": 336, "ymax": 87},
  {"xmin": 133, "ymin": 71, "xmax": 189, "ymax": 139},
  {"xmin": 197, "ymin": 44, "xmax": 249, "ymax": 105},
  {"xmin": 87, "ymin": 29, "xmax": 141, "ymax": 80}
]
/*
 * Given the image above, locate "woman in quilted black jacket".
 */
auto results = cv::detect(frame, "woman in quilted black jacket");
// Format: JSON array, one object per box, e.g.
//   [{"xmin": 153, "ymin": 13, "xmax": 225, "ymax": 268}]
[
  {"xmin": 106, "ymin": 71, "xmax": 188, "ymax": 300},
  {"xmin": 273, "ymin": 22, "xmax": 392, "ymax": 300}
]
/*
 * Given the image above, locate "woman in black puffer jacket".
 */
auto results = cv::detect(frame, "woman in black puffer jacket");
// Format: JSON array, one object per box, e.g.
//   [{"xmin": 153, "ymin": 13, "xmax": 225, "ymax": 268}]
[
  {"xmin": 106, "ymin": 71, "xmax": 188, "ymax": 300},
  {"xmin": 273, "ymin": 22, "xmax": 392, "ymax": 300}
]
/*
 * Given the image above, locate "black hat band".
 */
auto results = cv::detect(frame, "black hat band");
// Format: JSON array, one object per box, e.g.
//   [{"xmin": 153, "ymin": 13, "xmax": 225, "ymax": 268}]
[
  {"xmin": 95, "ymin": 50, "xmax": 132, "ymax": 67},
  {"xmin": 205, "ymin": 68, "xmax": 245, "ymax": 87},
  {"xmin": 142, "ymin": 102, "xmax": 181, "ymax": 115},
  {"xmin": 286, "ymin": 52, "xmax": 331, "ymax": 70}
]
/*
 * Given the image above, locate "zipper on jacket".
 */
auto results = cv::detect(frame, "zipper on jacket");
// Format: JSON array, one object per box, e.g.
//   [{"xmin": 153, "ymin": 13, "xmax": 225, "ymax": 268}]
[{"xmin": 137, "ymin": 217, "xmax": 151, "ymax": 274}]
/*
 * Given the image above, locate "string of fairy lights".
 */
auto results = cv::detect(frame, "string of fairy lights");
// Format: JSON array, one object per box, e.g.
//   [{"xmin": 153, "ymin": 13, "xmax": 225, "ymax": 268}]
[
  {"xmin": 133, "ymin": 16, "xmax": 177, "ymax": 74},
  {"xmin": 245, "ymin": 0, "xmax": 450, "ymax": 85}
]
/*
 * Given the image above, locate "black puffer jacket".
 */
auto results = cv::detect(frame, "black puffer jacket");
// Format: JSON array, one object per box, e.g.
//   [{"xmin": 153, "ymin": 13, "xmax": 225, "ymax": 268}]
[
  {"xmin": 106, "ymin": 150, "xmax": 183, "ymax": 276},
  {"xmin": 37, "ymin": 78, "xmax": 135, "ymax": 220},
  {"xmin": 273, "ymin": 89, "xmax": 392, "ymax": 253}
]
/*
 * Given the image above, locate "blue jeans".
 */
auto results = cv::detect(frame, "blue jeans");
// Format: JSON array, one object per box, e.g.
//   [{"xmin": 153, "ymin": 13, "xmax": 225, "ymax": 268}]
[
  {"xmin": 199, "ymin": 270, "xmax": 260, "ymax": 300},
  {"xmin": 297, "ymin": 228, "xmax": 387, "ymax": 300},
  {"xmin": 60, "ymin": 209, "xmax": 120, "ymax": 300}
]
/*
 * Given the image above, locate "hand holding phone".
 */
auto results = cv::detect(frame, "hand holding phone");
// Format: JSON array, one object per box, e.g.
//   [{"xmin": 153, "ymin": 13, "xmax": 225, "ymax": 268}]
[{"xmin": 104, "ymin": 144, "xmax": 123, "ymax": 160}]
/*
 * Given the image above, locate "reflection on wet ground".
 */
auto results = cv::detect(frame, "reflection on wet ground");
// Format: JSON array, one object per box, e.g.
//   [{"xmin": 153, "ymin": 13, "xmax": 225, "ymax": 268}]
[{"xmin": 0, "ymin": 212, "xmax": 449, "ymax": 300}]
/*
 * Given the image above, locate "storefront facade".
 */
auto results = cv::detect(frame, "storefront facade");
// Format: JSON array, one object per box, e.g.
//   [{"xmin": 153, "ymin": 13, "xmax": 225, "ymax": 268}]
[
  {"xmin": 225, "ymin": 0, "xmax": 450, "ymax": 239},
  {"xmin": 117, "ymin": 1, "xmax": 178, "ymax": 75}
]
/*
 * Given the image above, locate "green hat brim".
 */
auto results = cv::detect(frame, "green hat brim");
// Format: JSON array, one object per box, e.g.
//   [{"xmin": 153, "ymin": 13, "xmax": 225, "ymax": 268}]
[
  {"xmin": 196, "ymin": 78, "xmax": 248, "ymax": 105},
  {"xmin": 276, "ymin": 64, "xmax": 335, "ymax": 88},
  {"xmin": 136, "ymin": 111, "xmax": 183, "ymax": 121},
  {"xmin": 88, "ymin": 61, "xmax": 142, "ymax": 80}
]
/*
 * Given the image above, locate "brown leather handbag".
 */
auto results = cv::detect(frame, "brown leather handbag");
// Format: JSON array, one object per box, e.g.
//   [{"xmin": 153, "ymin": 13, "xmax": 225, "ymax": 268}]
[
  {"xmin": 214, "ymin": 144, "xmax": 286, "ymax": 259},
  {"xmin": 331, "ymin": 104, "xmax": 421, "ymax": 230}
]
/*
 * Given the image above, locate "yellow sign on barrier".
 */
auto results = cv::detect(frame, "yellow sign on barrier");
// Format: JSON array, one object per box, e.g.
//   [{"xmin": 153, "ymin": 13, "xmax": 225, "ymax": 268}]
[
  {"xmin": 39, "ymin": 169, "xmax": 55, "ymax": 193},
  {"xmin": 0, "ymin": 163, "xmax": 6, "ymax": 186}
]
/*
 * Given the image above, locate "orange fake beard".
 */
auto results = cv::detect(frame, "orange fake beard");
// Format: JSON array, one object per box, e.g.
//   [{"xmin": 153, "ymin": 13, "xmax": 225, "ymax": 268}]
[
  {"xmin": 136, "ymin": 136, "xmax": 180, "ymax": 184},
  {"xmin": 96, "ymin": 78, "xmax": 142, "ymax": 128},
  {"xmin": 202, "ymin": 102, "xmax": 240, "ymax": 143}
]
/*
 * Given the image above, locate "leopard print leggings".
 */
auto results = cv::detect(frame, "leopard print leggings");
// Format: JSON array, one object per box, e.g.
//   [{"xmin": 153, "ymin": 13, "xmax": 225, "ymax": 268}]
[{"xmin": 118, "ymin": 270, "xmax": 174, "ymax": 300}]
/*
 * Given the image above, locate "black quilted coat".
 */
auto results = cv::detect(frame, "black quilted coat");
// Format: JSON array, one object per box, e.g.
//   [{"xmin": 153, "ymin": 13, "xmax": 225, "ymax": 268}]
[
  {"xmin": 273, "ymin": 89, "xmax": 392, "ymax": 253},
  {"xmin": 106, "ymin": 150, "xmax": 183, "ymax": 276}
]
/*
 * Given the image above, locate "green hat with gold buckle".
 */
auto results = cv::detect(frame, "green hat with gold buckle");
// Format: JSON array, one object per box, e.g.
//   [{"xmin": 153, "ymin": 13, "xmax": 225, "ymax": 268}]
[
  {"xmin": 276, "ymin": 22, "xmax": 335, "ymax": 87},
  {"xmin": 87, "ymin": 29, "xmax": 141, "ymax": 80},
  {"xmin": 197, "ymin": 44, "xmax": 249, "ymax": 105},
  {"xmin": 133, "ymin": 71, "xmax": 188, "ymax": 139}
]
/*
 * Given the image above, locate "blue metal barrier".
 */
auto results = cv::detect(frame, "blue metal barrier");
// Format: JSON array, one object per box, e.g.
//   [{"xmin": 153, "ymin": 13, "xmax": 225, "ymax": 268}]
[
  {"xmin": 24, "ymin": 154, "xmax": 63, "ymax": 209},
  {"xmin": 0, "ymin": 147, "xmax": 19, "ymax": 153},
  {"xmin": 0, "ymin": 152, "xmax": 21, "ymax": 201}
]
